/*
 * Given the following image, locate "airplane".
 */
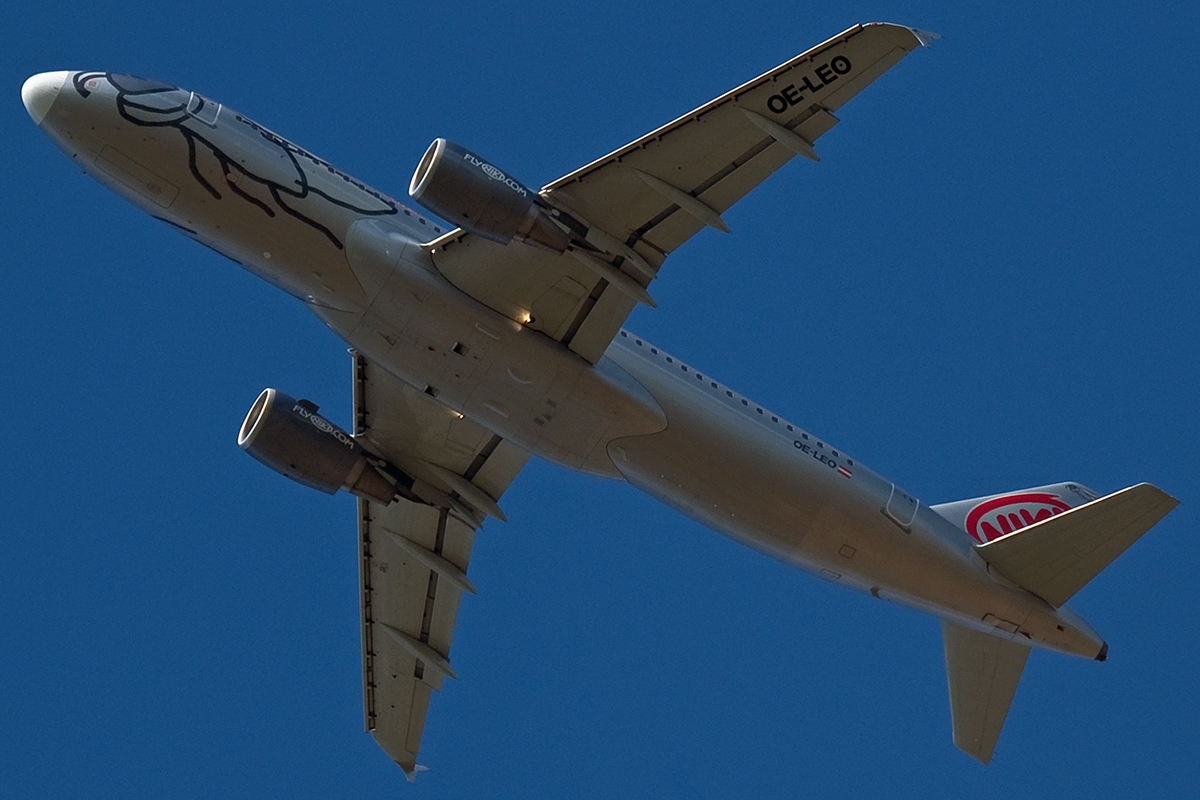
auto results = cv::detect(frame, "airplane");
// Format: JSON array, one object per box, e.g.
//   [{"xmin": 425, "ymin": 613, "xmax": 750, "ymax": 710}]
[{"xmin": 21, "ymin": 22, "xmax": 1177, "ymax": 778}]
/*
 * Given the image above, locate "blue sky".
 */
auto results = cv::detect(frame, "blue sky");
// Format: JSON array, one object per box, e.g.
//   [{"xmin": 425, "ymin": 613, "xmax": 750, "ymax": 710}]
[{"xmin": 4, "ymin": 2, "xmax": 1198, "ymax": 797}]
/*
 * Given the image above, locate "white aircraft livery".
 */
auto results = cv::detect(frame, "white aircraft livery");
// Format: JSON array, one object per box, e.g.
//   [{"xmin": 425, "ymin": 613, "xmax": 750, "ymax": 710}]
[{"xmin": 22, "ymin": 22, "xmax": 1178, "ymax": 776}]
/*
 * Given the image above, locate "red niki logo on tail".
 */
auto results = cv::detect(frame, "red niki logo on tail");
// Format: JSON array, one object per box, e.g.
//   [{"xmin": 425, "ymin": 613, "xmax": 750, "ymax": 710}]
[{"xmin": 965, "ymin": 493, "xmax": 1073, "ymax": 543}]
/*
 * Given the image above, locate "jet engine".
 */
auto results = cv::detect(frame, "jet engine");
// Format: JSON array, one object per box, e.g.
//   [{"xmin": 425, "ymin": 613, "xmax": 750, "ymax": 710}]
[
  {"xmin": 238, "ymin": 388, "xmax": 396, "ymax": 504},
  {"xmin": 409, "ymin": 138, "xmax": 571, "ymax": 252}
]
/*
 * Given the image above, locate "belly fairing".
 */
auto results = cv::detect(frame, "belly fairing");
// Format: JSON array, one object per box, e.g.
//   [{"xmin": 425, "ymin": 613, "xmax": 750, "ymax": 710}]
[{"xmin": 315, "ymin": 219, "xmax": 668, "ymax": 477}]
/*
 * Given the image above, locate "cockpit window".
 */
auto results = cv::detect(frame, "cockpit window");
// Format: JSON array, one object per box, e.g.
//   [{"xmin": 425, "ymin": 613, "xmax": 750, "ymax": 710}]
[{"xmin": 186, "ymin": 92, "xmax": 221, "ymax": 125}]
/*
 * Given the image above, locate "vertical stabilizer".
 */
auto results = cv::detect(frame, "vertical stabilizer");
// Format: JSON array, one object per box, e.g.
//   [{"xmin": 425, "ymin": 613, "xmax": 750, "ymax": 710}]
[
  {"xmin": 942, "ymin": 621, "xmax": 1030, "ymax": 764},
  {"xmin": 930, "ymin": 481, "xmax": 1100, "ymax": 544}
]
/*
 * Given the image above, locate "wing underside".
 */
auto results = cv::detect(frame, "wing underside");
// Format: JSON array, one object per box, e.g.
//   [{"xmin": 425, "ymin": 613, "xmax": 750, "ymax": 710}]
[
  {"xmin": 426, "ymin": 23, "xmax": 929, "ymax": 362},
  {"xmin": 351, "ymin": 353, "xmax": 528, "ymax": 777}
]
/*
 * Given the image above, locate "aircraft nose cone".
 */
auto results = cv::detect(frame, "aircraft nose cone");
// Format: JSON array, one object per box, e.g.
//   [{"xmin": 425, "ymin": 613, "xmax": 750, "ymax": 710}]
[{"xmin": 22, "ymin": 71, "xmax": 69, "ymax": 125}]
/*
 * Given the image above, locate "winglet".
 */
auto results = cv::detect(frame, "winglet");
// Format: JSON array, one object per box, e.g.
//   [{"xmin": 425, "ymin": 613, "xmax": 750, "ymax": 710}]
[
  {"xmin": 403, "ymin": 764, "xmax": 430, "ymax": 783},
  {"xmin": 909, "ymin": 27, "xmax": 941, "ymax": 47},
  {"xmin": 863, "ymin": 22, "xmax": 939, "ymax": 48}
]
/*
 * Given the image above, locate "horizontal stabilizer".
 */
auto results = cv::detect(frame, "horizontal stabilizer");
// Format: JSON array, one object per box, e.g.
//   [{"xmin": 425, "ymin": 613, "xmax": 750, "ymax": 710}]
[
  {"xmin": 976, "ymin": 483, "xmax": 1177, "ymax": 607},
  {"xmin": 943, "ymin": 621, "xmax": 1030, "ymax": 764}
]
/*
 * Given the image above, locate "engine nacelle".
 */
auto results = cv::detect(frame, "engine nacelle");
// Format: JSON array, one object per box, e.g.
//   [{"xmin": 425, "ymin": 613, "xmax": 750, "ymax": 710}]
[
  {"xmin": 409, "ymin": 138, "xmax": 571, "ymax": 252},
  {"xmin": 238, "ymin": 388, "xmax": 395, "ymax": 504}
]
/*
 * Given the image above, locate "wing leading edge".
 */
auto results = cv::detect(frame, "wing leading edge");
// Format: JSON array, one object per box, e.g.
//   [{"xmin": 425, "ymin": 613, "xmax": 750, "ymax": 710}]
[
  {"xmin": 426, "ymin": 23, "xmax": 932, "ymax": 362},
  {"xmin": 351, "ymin": 353, "xmax": 529, "ymax": 778}
]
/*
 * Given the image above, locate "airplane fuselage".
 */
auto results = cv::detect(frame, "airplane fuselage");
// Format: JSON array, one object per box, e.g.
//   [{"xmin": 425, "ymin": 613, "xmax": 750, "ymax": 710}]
[{"xmin": 27, "ymin": 70, "xmax": 1106, "ymax": 663}]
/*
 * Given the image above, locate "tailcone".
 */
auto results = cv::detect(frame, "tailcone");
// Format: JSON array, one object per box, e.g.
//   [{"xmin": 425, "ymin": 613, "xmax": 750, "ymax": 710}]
[{"xmin": 1043, "ymin": 603, "xmax": 1107, "ymax": 660}]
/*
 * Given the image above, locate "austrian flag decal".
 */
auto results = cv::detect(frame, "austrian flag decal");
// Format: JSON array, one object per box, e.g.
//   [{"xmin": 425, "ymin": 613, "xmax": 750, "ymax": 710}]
[{"xmin": 965, "ymin": 493, "xmax": 1073, "ymax": 543}]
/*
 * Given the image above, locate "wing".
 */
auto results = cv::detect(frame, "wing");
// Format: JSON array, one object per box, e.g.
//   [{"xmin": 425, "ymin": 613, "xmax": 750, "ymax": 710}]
[
  {"xmin": 425, "ymin": 23, "xmax": 932, "ymax": 362},
  {"xmin": 351, "ymin": 352, "xmax": 529, "ymax": 778}
]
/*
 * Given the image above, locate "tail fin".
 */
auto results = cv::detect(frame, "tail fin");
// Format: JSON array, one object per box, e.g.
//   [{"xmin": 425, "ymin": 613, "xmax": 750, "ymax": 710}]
[
  {"xmin": 937, "ymin": 483, "xmax": 1176, "ymax": 763},
  {"xmin": 931, "ymin": 481, "xmax": 1101, "ymax": 544},
  {"xmin": 975, "ymin": 483, "xmax": 1177, "ymax": 607},
  {"xmin": 942, "ymin": 621, "xmax": 1030, "ymax": 764}
]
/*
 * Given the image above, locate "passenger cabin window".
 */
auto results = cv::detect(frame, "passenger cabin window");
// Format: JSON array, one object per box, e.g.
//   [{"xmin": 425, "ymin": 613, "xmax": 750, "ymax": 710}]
[{"xmin": 617, "ymin": 338, "xmax": 852, "ymax": 464}]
